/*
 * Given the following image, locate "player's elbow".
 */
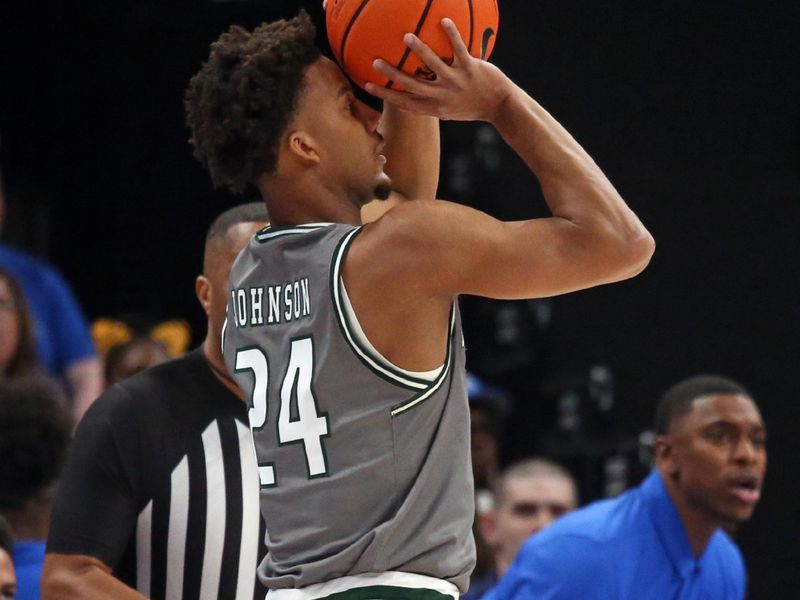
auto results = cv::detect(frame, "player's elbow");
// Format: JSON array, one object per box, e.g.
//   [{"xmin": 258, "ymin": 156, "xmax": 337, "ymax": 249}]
[
  {"xmin": 597, "ymin": 224, "xmax": 655, "ymax": 282},
  {"xmin": 619, "ymin": 227, "xmax": 655, "ymax": 277}
]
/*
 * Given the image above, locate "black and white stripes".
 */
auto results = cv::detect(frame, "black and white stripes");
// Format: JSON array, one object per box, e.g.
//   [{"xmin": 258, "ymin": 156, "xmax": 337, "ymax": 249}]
[{"xmin": 134, "ymin": 418, "xmax": 262, "ymax": 600}]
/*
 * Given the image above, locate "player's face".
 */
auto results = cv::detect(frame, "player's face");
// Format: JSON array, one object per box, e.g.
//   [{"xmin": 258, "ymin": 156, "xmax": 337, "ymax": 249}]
[
  {"xmin": 493, "ymin": 475, "xmax": 577, "ymax": 567},
  {"xmin": 297, "ymin": 58, "xmax": 391, "ymax": 204},
  {"xmin": 666, "ymin": 394, "xmax": 767, "ymax": 526},
  {"xmin": 0, "ymin": 277, "xmax": 20, "ymax": 374},
  {"xmin": 0, "ymin": 548, "xmax": 16, "ymax": 600}
]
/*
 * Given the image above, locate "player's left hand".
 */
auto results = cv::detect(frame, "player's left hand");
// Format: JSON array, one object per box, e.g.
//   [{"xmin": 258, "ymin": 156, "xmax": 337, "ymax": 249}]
[{"xmin": 365, "ymin": 18, "xmax": 511, "ymax": 123}]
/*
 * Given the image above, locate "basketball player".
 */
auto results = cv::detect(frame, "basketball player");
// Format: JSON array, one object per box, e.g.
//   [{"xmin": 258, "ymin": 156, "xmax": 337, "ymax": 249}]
[
  {"xmin": 42, "ymin": 204, "xmax": 269, "ymax": 600},
  {"xmin": 185, "ymin": 12, "xmax": 654, "ymax": 599}
]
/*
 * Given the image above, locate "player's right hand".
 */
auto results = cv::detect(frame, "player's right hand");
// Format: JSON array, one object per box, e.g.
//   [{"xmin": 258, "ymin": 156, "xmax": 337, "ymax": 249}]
[{"xmin": 364, "ymin": 18, "xmax": 512, "ymax": 123}]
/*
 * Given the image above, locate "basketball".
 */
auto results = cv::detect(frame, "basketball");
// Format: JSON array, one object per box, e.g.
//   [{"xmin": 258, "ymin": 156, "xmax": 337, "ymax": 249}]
[{"xmin": 326, "ymin": 0, "xmax": 499, "ymax": 90}]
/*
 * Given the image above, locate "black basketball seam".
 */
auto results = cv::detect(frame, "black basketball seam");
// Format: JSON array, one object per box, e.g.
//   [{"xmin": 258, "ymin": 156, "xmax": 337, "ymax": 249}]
[
  {"xmin": 386, "ymin": 0, "xmax": 435, "ymax": 89},
  {"xmin": 466, "ymin": 0, "xmax": 475, "ymax": 54},
  {"xmin": 340, "ymin": 0, "xmax": 374, "ymax": 67}
]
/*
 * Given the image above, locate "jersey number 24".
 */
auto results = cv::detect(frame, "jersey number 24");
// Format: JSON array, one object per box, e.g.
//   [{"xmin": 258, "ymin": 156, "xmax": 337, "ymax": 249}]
[{"xmin": 235, "ymin": 337, "xmax": 329, "ymax": 487}]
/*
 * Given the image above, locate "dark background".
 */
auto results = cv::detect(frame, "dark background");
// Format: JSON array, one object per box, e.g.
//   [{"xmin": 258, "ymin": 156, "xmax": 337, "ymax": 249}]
[{"xmin": 1, "ymin": 0, "xmax": 798, "ymax": 596}]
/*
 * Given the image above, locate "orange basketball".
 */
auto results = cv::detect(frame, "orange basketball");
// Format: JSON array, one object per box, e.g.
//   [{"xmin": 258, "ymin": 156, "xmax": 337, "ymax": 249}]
[{"xmin": 326, "ymin": 0, "xmax": 499, "ymax": 90}]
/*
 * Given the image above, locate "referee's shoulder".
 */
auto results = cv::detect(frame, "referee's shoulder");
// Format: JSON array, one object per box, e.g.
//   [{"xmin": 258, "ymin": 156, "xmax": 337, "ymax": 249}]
[{"xmin": 78, "ymin": 353, "xmax": 197, "ymax": 428}]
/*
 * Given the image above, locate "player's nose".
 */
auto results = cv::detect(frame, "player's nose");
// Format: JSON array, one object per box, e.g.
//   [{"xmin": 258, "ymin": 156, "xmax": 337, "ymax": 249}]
[{"xmin": 355, "ymin": 100, "xmax": 381, "ymax": 133}]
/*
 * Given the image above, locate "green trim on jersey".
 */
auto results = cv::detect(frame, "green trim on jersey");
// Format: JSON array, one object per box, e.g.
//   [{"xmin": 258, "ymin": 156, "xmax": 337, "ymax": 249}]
[
  {"xmin": 255, "ymin": 223, "xmax": 333, "ymax": 243},
  {"xmin": 318, "ymin": 585, "xmax": 455, "ymax": 600},
  {"xmin": 330, "ymin": 227, "xmax": 434, "ymax": 391},
  {"xmin": 390, "ymin": 304, "xmax": 455, "ymax": 417}
]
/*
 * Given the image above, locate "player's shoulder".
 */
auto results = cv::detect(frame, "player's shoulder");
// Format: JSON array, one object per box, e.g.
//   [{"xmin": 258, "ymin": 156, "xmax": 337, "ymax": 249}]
[
  {"xmin": 352, "ymin": 200, "xmax": 472, "ymax": 268},
  {"xmin": 366, "ymin": 199, "xmax": 465, "ymax": 237}
]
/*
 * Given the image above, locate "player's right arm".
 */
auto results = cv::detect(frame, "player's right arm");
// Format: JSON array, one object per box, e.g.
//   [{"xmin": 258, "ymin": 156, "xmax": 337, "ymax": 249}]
[
  {"xmin": 360, "ymin": 19, "xmax": 654, "ymax": 299},
  {"xmin": 42, "ymin": 554, "xmax": 148, "ymax": 600}
]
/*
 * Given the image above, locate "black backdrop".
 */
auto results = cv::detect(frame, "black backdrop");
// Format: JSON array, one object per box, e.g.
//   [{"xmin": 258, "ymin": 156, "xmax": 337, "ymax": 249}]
[{"xmin": 1, "ymin": 1, "xmax": 798, "ymax": 596}]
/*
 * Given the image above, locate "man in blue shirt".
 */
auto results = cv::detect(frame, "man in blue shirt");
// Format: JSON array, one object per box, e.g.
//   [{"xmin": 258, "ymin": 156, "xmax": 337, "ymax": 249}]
[{"xmin": 486, "ymin": 375, "xmax": 766, "ymax": 600}]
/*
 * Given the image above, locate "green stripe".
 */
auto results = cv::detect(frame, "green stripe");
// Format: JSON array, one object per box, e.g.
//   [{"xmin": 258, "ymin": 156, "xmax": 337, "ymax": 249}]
[
  {"xmin": 329, "ymin": 227, "xmax": 432, "ymax": 390},
  {"xmin": 318, "ymin": 585, "xmax": 454, "ymax": 600},
  {"xmin": 255, "ymin": 224, "xmax": 330, "ymax": 243},
  {"xmin": 390, "ymin": 304, "xmax": 455, "ymax": 417}
]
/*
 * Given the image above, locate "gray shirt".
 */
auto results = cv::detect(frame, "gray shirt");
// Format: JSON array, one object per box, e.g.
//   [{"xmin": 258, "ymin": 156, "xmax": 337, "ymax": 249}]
[{"xmin": 223, "ymin": 223, "xmax": 475, "ymax": 592}]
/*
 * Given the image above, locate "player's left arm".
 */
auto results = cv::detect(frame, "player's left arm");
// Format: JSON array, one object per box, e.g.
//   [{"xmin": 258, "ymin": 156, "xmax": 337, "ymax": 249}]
[{"xmin": 361, "ymin": 104, "xmax": 440, "ymax": 222}]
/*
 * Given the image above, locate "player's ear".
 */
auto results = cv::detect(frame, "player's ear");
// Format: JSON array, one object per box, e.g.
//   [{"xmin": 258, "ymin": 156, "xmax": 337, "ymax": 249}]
[
  {"xmin": 196, "ymin": 275, "xmax": 212, "ymax": 317},
  {"xmin": 287, "ymin": 130, "xmax": 321, "ymax": 165}
]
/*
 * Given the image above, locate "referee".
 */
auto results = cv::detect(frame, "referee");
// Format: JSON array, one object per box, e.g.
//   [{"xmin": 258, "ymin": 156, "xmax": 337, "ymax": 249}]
[{"xmin": 42, "ymin": 203, "xmax": 269, "ymax": 600}]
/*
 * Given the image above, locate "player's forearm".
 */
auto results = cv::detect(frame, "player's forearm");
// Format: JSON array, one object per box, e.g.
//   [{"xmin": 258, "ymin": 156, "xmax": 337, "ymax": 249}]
[
  {"xmin": 42, "ymin": 554, "xmax": 148, "ymax": 600},
  {"xmin": 379, "ymin": 103, "xmax": 440, "ymax": 201},
  {"xmin": 491, "ymin": 82, "xmax": 654, "ymax": 272}
]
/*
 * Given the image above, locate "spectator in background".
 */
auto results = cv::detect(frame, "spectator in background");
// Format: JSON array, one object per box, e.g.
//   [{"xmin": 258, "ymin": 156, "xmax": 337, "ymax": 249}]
[
  {"xmin": 0, "ymin": 172, "xmax": 102, "ymax": 422},
  {"xmin": 466, "ymin": 373, "xmax": 512, "ymax": 592},
  {"xmin": 92, "ymin": 317, "xmax": 191, "ymax": 387},
  {"xmin": 466, "ymin": 458, "xmax": 578, "ymax": 600},
  {"xmin": 0, "ymin": 267, "xmax": 38, "ymax": 379},
  {"xmin": 0, "ymin": 515, "xmax": 17, "ymax": 600},
  {"xmin": 487, "ymin": 375, "xmax": 766, "ymax": 600},
  {"xmin": 468, "ymin": 373, "xmax": 512, "ymax": 495},
  {"xmin": 42, "ymin": 203, "xmax": 269, "ymax": 600},
  {"xmin": 0, "ymin": 378, "xmax": 73, "ymax": 600}
]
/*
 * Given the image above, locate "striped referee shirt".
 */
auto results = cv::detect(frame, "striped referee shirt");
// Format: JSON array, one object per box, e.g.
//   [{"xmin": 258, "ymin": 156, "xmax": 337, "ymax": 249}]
[{"xmin": 48, "ymin": 348, "xmax": 267, "ymax": 600}]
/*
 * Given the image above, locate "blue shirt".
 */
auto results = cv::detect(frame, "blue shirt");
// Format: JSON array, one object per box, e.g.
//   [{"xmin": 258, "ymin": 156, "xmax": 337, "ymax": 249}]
[
  {"xmin": 12, "ymin": 540, "xmax": 46, "ymax": 600},
  {"xmin": 0, "ymin": 244, "xmax": 96, "ymax": 376},
  {"xmin": 485, "ymin": 471, "xmax": 746, "ymax": 600}
]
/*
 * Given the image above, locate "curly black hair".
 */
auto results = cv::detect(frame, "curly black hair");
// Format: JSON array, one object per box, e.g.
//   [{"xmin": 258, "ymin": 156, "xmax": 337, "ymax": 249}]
[
  {"xmin": 0, "ymin": 377, "xmax": 72, "ymax": 509},
  {"xmin": 185, "ymin": 11, "xmax": 321, "ymax": 193}
]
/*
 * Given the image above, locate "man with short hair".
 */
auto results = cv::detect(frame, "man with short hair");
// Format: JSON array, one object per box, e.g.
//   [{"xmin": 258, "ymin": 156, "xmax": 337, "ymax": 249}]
[
  {"xmin": 186, "ymin": 10, "xmax": 653, "ymax": 598},
  {"xmin": 469, "ymin": 458, "xmax": 578, "ymax": 599},
  {"xmin": 487, "ymin": 375, "xmax": 766, "ymax": 600},
  {"xmin": 42, "ymin": 203, "xmax": 270, "ymax": 600}
]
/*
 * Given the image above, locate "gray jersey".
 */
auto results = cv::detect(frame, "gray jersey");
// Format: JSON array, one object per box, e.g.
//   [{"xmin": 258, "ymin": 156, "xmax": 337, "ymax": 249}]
[{"xmin": 223, "ymin": 222, "xmax": 475, "ymax": 592}]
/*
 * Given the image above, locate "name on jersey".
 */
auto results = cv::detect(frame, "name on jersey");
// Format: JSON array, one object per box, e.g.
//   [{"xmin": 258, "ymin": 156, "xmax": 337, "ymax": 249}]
[{"xmin": 230, "ymin": 278, "xmax": 311, "ymax": 327}]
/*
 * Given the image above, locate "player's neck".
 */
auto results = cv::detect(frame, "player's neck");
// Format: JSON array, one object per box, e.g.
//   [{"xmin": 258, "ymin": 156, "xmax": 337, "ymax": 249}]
[
  {"xmin": 257, "ymin": 171, "xmax": 363, "ymax": 226},
  {"xmin": 202, "ymin": 336, "xmax": 244, "ymax": 401}
]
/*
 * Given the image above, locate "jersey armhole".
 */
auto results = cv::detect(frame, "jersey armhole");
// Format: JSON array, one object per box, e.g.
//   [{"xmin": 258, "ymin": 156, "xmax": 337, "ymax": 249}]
[{"xmin": 329, "ymin": 227, "xmax": 455, "ymax": 407}]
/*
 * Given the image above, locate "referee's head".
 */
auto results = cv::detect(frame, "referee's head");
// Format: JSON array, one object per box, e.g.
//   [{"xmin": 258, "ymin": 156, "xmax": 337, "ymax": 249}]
[{"xmin": 196, "ymin": 202, "xmax": 269, "ymax": 364}]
